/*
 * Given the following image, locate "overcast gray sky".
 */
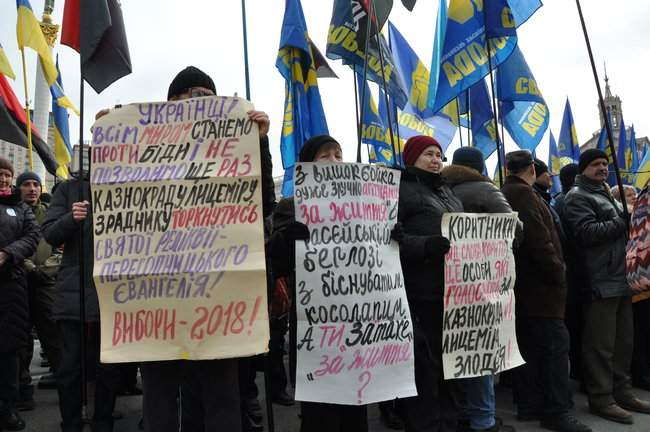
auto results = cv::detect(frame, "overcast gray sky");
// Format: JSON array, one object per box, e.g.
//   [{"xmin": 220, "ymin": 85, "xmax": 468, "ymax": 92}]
[{"xmin": 1, "ymin": 0, "xmax": 649, "ymax": 175}]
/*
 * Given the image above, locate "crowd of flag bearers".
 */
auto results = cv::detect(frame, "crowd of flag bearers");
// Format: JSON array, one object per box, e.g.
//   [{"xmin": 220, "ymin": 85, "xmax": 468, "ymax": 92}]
[{"xmin": 1, "ymin": 0, "xmax": 650, "ymax": 432}]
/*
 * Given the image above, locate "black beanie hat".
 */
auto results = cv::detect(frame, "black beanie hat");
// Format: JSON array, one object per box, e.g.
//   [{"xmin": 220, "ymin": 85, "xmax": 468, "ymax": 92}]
[
  {"xmin": 167, "ymin": 66, "xmax": 216, "ymax": 100},
  {"xmin": 299, "ymin": 135, "xmax": 341, "ymax": 162},
  {"xmin": 16, "ymin": 171, "xmax": 41, "ymax": 187},
  {"xmin": 452, "ymin": 147, "xmax": 485, "ymax": 174},
  {"xmin": 578, "ymin": 148, "xmax": 608, "ymax": 173},
  {"xmin": 559, "ymin": 163, "xmax": 579, "ymax": 191}
]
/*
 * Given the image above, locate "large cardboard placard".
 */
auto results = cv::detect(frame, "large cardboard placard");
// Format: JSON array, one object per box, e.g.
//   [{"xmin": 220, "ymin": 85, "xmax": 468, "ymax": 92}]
[
  {"xmin": 294, "ymin": 162, "xmax": 416, "ymax": 405},
  {"xmin": 91, "ymin": 96, "xmax": 268, "ymax": 362},
  {"xmin": 441, "ymin": 212, "xmax": 524, "ymax": 379}
]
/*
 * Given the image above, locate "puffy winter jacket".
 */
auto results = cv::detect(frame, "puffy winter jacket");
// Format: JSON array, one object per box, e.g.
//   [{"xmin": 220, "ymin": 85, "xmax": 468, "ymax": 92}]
[
  {"xmin": 564, "ymin": 175, "xmax": 630, "ymax": 299},
  {"xmin": 0, "ymin": 189, "xmax": 40, "ymax": 351},
  {"xmin": 398, "ymin": 167, "xmax": 463, "ymax": 303}
]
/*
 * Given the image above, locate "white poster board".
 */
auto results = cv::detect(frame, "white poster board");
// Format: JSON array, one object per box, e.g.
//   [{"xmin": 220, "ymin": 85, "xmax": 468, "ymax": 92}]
[
  {"xmin": 441, "ymin": 212, "xmax": 524, "ymax": 379},
  {"xmin": 91, "ymin": 96, "xmax": 269, "ymax": 362},
  {"xmin": 294, "ymin": 162, "xmax": 416, "ymax": 405}
]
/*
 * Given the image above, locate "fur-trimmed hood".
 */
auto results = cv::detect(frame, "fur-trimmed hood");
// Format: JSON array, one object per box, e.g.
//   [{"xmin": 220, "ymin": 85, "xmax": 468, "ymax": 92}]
[{"xmin": 441, "ymin": 164, "xmax": 492, "ymax": 187}]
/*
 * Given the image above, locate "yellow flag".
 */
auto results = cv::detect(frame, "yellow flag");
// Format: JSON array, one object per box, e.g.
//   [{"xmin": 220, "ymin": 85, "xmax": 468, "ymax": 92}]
[{"xmin": 0, "ymin": 43, "xmax": 15, "ymax": 80}]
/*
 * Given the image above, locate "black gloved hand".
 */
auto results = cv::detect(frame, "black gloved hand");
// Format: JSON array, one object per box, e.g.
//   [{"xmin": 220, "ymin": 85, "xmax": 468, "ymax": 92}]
[
  {"xmin": 285, "ymin": 221, "xmax": 310, "ymax": 241},
  {"xmin": 424, "ymin": 235, "xmax": 451, "ymax": 257},
  {"xmin": 390, "ymin": 222, "xmax": 404, "ymax": 244}
]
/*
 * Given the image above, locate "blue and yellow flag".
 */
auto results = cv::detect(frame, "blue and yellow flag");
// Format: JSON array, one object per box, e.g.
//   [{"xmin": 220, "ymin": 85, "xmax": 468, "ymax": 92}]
[
  {"xmin": 548, "ymin": 132, "xmax": 562, "ymax": 196},
  {"xmin": 387, "ymin": 21, "xmax": 458, "ymax": 151},
  {"xmin": 277, "ymin": 0, "xmax": 329, "ymax": 196},
  {"xmin": 557, "ymin": 98, "xmax": 580, "ymax": 163},
  {"xmin": 376, "ymin": 86, "xmax": 406, "ymax": 166},
  {"xmin": 469, "ymin": 79, "xmax": 497, "ymax": 158},
  {"xmin": 426, "ymin": 0, "xmax": 541, "ymax": 114},
  {"xmin": 616, "ymin": 115, "xmax": 629, "ymax": 185},
  {"xmin": 496, "ymin": 45, "xmax": 549, "ymax": 152},
  {"xmin": 629, "ymin": 124, "xmax": 639, "ymax": 178},
  {"xmin": 596, "ymin": 111, "xmax": 620, "ymax": 186},
  {"xmin": 0, "ymin": 42, "xmax": 15, "ymax": 80},
  {"xmin": 16, "ymin": 0, "xmax": 78, "ymax": 114},
  {"xmin": 357, "ymin": 73, "xmax": 398, "ymax": 166},
  {"xmin": 50, "ymin": 57, "xmax": 72, "ymax": 179},
  {"xmin": 635, "ymin": 137, "xmax": 650, "ymax": 190},
  {"xmin": 326, "ymin": 0, "xmax": 408, "ymax": 109}
]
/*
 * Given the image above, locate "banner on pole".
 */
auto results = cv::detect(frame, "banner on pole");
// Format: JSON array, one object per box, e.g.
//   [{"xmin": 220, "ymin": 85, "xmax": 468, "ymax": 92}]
[
  {"xmin": 441, "ymin": 213, "xmax": 524, "ymax": 379},
  {"xmin": 294, "ymin": 162, "xmax": 416, "ymax": 405},
  {"xmin": 91, "ymin": 96, "xmax": 269, "ymax": 362}
]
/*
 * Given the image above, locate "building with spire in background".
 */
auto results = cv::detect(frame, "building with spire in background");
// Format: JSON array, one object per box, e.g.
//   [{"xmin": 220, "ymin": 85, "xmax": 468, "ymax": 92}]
[{"xmin": 581, "ymin": 68, "xmax": 649, "ymax": 155}]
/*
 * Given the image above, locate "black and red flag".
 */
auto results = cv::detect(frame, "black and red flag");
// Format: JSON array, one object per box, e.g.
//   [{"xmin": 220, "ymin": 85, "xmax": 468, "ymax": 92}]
[
  {"xmin": 61, "ymin": 0, "xmax": 132, "ymax": 93},
  {"xmin": 0, "ymin": 74, "xmax": 57, "ymax": 174},
  {"xmin": 355, "ymin": 0, "xmax": 393, "ymax": 45}
]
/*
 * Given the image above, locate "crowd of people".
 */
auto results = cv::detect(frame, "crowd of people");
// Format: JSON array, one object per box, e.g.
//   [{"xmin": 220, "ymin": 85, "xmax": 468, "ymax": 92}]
[{"xmin": 0, "ymin": 66, "xmax": 649, "ymax": 432}]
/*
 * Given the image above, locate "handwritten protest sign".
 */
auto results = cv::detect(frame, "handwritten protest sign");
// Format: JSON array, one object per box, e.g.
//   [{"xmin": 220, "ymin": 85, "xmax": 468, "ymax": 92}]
[
  {"xmin": 293, "ymin": 162, "xmax": 416, "ymax": 405},
  {"xmin": 91, "ymin": 96, "xmax": 268, "ymax": 362},
  {"xmin": 441, "ymin": 213, "xmax": 524, "ymax": 379}
]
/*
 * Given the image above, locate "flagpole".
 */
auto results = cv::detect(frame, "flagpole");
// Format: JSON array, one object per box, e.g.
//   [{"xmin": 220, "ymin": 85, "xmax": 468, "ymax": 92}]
[
  {"xmin": 241, "ymin": 0, "xmax": 251, "ymax": 100},
  {"xmin": 368, "ymin": 0, "xmax": 398, "ymax": 167},
  {"xmin": 456, "ymin": 97, "xmax": 463, "ymax": 147},
  {"xmin": 386, "ymin": 23, "xmax": 402, "ymax": 166},
  {"xmin": 241, "ymin": 4, "xmax": 275, "ymax": 428},
  {"xmin": 19, "ymin": 48, "xmax": 34, "ymax": 170},
  {"xmin": 499, "ymin": 102, "xmax": 506, "ymax": 149},
  {"xmin": 482, "ymin": 30, "xmax": 504, "ymax": 187},
  {"xmin": 391, "ymin": 102, "xmax": 402, "ymax": 166},
  {"xmin": 77, "ymin": 73, "xmax": 88, "ymax": 422},
  {"xmin": 357, "ymin": 0, "xmax": 376, "ymax": 163},
  {"xmin": 466, "ymin": 91, "xmax": 471, "ymax": 146},
  {"xmin": 574, "ymin": 0, "xmax": 627, "ymax": 216},
  {"xmin": 353, "ymin": 66, "xmax": 372, "ymax": 163}
]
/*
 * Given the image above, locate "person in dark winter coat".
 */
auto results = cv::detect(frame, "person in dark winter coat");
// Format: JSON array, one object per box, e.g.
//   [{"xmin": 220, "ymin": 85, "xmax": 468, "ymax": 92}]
[
  {"xmin": 393, "ymin": 136, "xmax": 463, "ymax": 432},
  {"xmin": 269, "ymin": 135, "xmax": 370, "ymax": 432},
  {"xmin": 42, "ymin": 174, "xmax": 122, "ymax": 432},
  {"xmin": 0, "ymin": 157, "xmax": 39, "ymax": 431},
  {"xmin": 16, "ymin": 171, "xmax": 62, "ymax": 411},
  {"xmin": 501, "ymin": 150, "xmax": 590, "ymax": 432},
  {"xmin": 125, "ymin": 66, "xmax": 277, "ymax": 432},
  {"xmin": 564, "ymin": 149, "xmax": 650, "ymax": 424},
  {"xmin": 441, "ymin": 147, "xmax": 516, "ymax": 432}
]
